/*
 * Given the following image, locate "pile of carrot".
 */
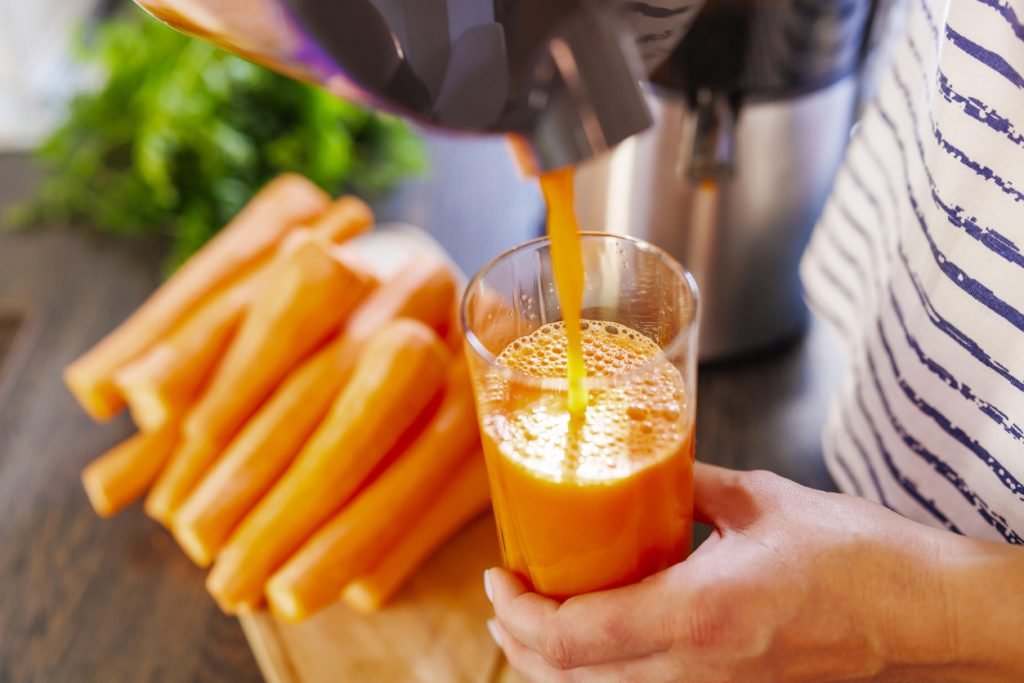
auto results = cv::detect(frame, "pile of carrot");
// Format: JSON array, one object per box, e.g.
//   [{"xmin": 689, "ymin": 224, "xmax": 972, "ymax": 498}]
[{"xmin": 73, "ymin": 174, "xmax": 490, "ymax": 621}]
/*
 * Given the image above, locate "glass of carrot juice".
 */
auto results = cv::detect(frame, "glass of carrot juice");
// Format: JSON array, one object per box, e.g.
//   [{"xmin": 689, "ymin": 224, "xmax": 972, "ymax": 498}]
[{"xmin": 462, "ymin": 232, "xmax": 699, "ymax": 600}]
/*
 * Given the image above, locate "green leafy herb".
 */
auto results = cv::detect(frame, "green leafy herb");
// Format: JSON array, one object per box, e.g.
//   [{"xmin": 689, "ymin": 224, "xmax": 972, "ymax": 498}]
[{"xmin": 10, "ymin": 7, "xmax": 426, "ymax": 272}]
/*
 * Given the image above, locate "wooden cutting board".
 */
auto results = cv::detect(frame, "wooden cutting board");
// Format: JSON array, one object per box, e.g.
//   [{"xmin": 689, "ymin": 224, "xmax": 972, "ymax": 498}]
[
  {"xmin": 240, "ymin": 514, "xmax": 527, "ymax": 683},
  {"xmin": 238, "ymin": 225, "xmax": 524, "ymax": 683}
]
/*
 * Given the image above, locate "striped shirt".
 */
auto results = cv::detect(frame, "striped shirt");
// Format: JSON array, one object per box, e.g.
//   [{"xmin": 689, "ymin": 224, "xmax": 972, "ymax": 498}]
[{"xmin": 800, "ymin": 0, "xmax": 1024, "ymax": 543}]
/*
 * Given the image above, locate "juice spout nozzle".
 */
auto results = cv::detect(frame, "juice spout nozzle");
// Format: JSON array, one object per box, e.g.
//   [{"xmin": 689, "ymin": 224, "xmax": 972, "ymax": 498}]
[{"xmin": 521, "ymin": 8, "xmax": 654, "ymax": 173}]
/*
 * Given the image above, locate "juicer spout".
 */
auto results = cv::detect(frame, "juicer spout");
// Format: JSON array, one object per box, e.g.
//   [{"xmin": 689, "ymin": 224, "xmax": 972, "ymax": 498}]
[{"xmin": 518, "ymin": 7, "xmax": 654, "ymax": 172}]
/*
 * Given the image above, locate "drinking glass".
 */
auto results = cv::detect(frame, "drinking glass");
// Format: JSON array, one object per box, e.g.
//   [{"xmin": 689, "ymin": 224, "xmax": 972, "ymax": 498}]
[{"xmin": 462, "ymin": 232, "xmax": 699, "ymax": 599}]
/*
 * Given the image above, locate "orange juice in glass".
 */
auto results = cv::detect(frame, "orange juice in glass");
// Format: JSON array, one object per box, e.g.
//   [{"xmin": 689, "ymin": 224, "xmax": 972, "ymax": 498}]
[{"xmin": 462, "ymin": 233, "xmax": 699, "ymax": 599}]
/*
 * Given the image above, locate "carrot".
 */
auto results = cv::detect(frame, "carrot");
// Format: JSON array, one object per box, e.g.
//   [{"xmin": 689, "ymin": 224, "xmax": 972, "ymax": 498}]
[
  {"xmin": 307, "ymin": 195, "xmax": 373, "ymax": 244},
  {"xmin": 81, "ymin": 425, "xmax": 179, "ymax": 518},
  {"xmin": 344, "ymin": 255, "xmax": 457, "ymax": 344},
  {"xmin": 341, "ymin": 452, "xmax": 491, "ymax": 613},
  {"xmin": 113, "ymin": 279, "xmax": 253, "ymax": 433},
  {"xmin": 169, "ymin": 257, "xmax": 457, "ymax": 566},
  {"xmin": 65, "ymin": 174, "xmax": 329, "ymax": 421},
  {"xmin": 112, "ymin": 196, "xmax": 373, "ymax": 433},
  {"xmin": 170, "ymin": 341, "xmax": 342, "ymax": 567},
  {"xmin": 206, "ymin": 319, "xmax": 450, "ymax": 613},
  {"xmin": 144, "ymin": 436, "xmax": 221, "ymax": 525},
  {"xmin": 171, "ymin": 358, "xmax": 439, "ymax": 566},
  {"xmin": 441, "ymin": 295, "xmax": 464, "ymax": 354},
  {"xmin": 145, "ymin": 244, "xmax": 376, "ymax": 525},
  {"xmin": 183, "ymin": 239, "xmax": 376, "ymax": 447},
  {"xmin": 265, "ymin": 360, "xmax": 479, "ymax": 622}
]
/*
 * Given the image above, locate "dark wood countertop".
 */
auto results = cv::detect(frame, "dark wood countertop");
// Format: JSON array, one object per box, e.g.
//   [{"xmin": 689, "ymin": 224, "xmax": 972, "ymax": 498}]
[{"xmin": 0, "ymin": 137, "xmax": 840, "ymax": 682}]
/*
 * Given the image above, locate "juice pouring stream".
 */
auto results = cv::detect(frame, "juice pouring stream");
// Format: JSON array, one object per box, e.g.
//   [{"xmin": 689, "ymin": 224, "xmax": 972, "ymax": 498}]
[
  {"xmin": 538, "ymin": 168, "xmax": 588, "ymax": 413},
  {"xmin": 474, "ymin": 166, "xmax": 696, "ymax": 598}
]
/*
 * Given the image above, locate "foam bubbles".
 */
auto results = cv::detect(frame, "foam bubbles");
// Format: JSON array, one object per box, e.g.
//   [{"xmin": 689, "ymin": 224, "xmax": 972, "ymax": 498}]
[
  {"xmin": 485, "ymin": 320, "xmax": 690, "ymax": 483},
  {"xmin": 497, "ymin": 320, "xmax": 662, "ymax": 379}
]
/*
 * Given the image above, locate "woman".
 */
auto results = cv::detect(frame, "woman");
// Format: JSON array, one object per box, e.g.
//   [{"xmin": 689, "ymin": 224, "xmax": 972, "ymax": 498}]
[{"xmin": 485, "ymin": 0, "xmax": 1024, "ymax": 679}]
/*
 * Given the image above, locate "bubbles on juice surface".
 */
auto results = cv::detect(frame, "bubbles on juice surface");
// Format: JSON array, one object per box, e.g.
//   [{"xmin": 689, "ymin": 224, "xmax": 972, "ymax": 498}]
[{"xmin": 485, "ymin": 321, "xmax": 689, "ymax": 483}]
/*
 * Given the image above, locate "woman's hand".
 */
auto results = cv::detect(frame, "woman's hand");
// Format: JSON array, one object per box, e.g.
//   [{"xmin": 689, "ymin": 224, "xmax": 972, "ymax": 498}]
[{"xmin": 484, "ymin": 463, "xmax": 1024, "ymax": 682}]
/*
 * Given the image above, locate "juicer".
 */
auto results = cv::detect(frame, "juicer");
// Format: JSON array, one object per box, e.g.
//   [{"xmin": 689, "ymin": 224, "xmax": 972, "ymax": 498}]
[
  {"xmin": 576, "ymin": 0, "xmax": 898, "ymax": 358},
  {"xmin": 130, "ymin": 0, "xmax": 705, "ymax": 170}
]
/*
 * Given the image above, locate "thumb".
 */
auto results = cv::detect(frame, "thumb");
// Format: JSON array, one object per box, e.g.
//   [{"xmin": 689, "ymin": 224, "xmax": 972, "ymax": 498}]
[{"xmin": 692, "ymin": 462, "xmax": 763, "ymax": 530}]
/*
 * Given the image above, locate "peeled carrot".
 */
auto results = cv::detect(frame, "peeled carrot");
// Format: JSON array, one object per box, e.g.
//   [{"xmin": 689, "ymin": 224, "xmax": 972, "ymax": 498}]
[
  {"xmin": 145, "ymin": 244, "xmax": 376, "ymax": 525},
  {"xmin": 169, "ymin": 257, "xmax": 456, "ymax": 565},
  {"xmin": 183, "ymin": 240, "xmax": 376, "ymax": 447},
  {"xmin": 344, "ymin": 256, "xmax": 457, "ymax": 344},
  {"xmin": 113, "ymin": 280, "xmax": 252, "ymax": 433},
  {"xmin": 81, "ymin": 425, "xmax": 179, "ymax": 518},
  {"xmin": 290, "ymin": 255, "xmax": 456, "ymax": 408},
  {"xmin": 341, "ymin": 452, "xmax": 491, "ymax": 613},
  {"xmin": 170, "ymin": 340, "xmax": 343, "ymax": 567},
  {"xmin": 265, "ymin": 360, "xmax": 479, "ymax": 622},
  {"xmin": 112, "ymin": 196, "xmax": 373, "ymax": 433},
  {"xmin": 65, "ymin": 174, "xmax": 329, "ymax": 421},
  {"xmin": 306, "ymin": 195, "xmax": 373, "ymax": 244},
  {"xmin": 144, "ymin": 436, "xmax": 221, "ymax": 525},
  {"xmin": 206, "ymin": 319, "xmax": 449, "ymax": 613},
  {"xmin": 441, "ymin": 296, "xmax": 464, "ymax": 354}
]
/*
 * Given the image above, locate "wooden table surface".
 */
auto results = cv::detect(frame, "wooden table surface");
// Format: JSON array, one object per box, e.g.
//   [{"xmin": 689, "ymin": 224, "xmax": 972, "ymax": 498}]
[{"xmin": 0, "ymin": 136, "xmax": 841, "ymax": 682}]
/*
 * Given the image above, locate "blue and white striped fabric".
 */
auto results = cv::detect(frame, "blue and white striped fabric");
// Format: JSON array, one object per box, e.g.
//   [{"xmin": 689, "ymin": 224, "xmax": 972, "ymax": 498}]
[{"xmin": 800, "ymin": 0, "xmax": 1024, "ymax": 543}]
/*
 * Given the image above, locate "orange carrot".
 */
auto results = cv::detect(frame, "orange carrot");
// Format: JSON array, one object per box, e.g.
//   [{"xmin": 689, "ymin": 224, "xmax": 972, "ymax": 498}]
[
  {"xmin": 341, "ymin": 452, "xmax": 491, "ymax": 613},
  {"xmin": 345, "ymin": 256, "xmax": 456, "ymax": 344},
  {"xmin": 112, "ymin": 196, "xmax": 373, "ymax": 433},
  {"xmin": 81, "ymin": 425, "xmax": 179, "ymax": 518},
  {"xmin": 183, "ymin": 240, "xmax": 376, "ymax": 447},
  {"xmin": 65, "ymin": 174, "xmax": 329, "ymax": 421},
  {"xmin": 113, "ymin": 280, "xmax": 253, "ymax": 433},
  {"xmin": 441, "ymin": 295, "xmax": 464, "ymax": 354},
  {"xmin": 145, "ymin": 244, "xmax": 376, "ymax": 525},
  {"xmin": 170, "ymin": 341, "xmax": 342, "ymax": 567},
  {"xmin": 307, "ymin": 195, "xmax": 373, "ymax": 244},
  {"xmin": 144, "ymin": 436, "xmax": 221, "ymax": 525},
  {"xmin": 265, "ymin": 360, "xmax": 479, "ymax": 621},
  {"xmin": 206, "ymin": 319, "xmax": 449, "ymax": 613},
  {"xmin": 168, "ymin": 257, "xmax": 456, "ymax": 566}
]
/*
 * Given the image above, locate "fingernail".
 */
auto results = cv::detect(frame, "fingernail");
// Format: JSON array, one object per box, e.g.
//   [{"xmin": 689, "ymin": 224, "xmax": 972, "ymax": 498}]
[
  {"xmin": 486, "ymin": 619, "xmax": 502, "ymax": 647},
  {"xmin": 483, "ymin": 569, "xmax": 493, "ymax": 603}
]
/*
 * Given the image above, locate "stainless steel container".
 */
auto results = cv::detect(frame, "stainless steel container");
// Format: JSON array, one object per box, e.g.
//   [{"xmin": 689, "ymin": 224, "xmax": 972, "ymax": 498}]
[
  {"xmin": 575, "ymin": 80, "xmax": 857, "ymax": 360},
  {"xmin": 576, "ymin": 0, "xmax": 880, "ymax": 361}
]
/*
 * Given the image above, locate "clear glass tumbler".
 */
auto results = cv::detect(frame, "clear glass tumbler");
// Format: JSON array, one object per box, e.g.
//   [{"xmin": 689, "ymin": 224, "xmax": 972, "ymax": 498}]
[{"xmin": 462, "ymin": 232, "xmax": 699, "ymax": 599}]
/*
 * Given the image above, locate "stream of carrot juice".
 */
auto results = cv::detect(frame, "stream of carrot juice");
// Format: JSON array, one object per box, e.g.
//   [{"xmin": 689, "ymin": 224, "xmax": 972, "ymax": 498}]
[
  {"xmin": 478, "ymin": 169, "xmax": 694, "ymax": 599},
  {"xmin": 539, "ymin": 167, "xmax": 588, "ymax": 413}
]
